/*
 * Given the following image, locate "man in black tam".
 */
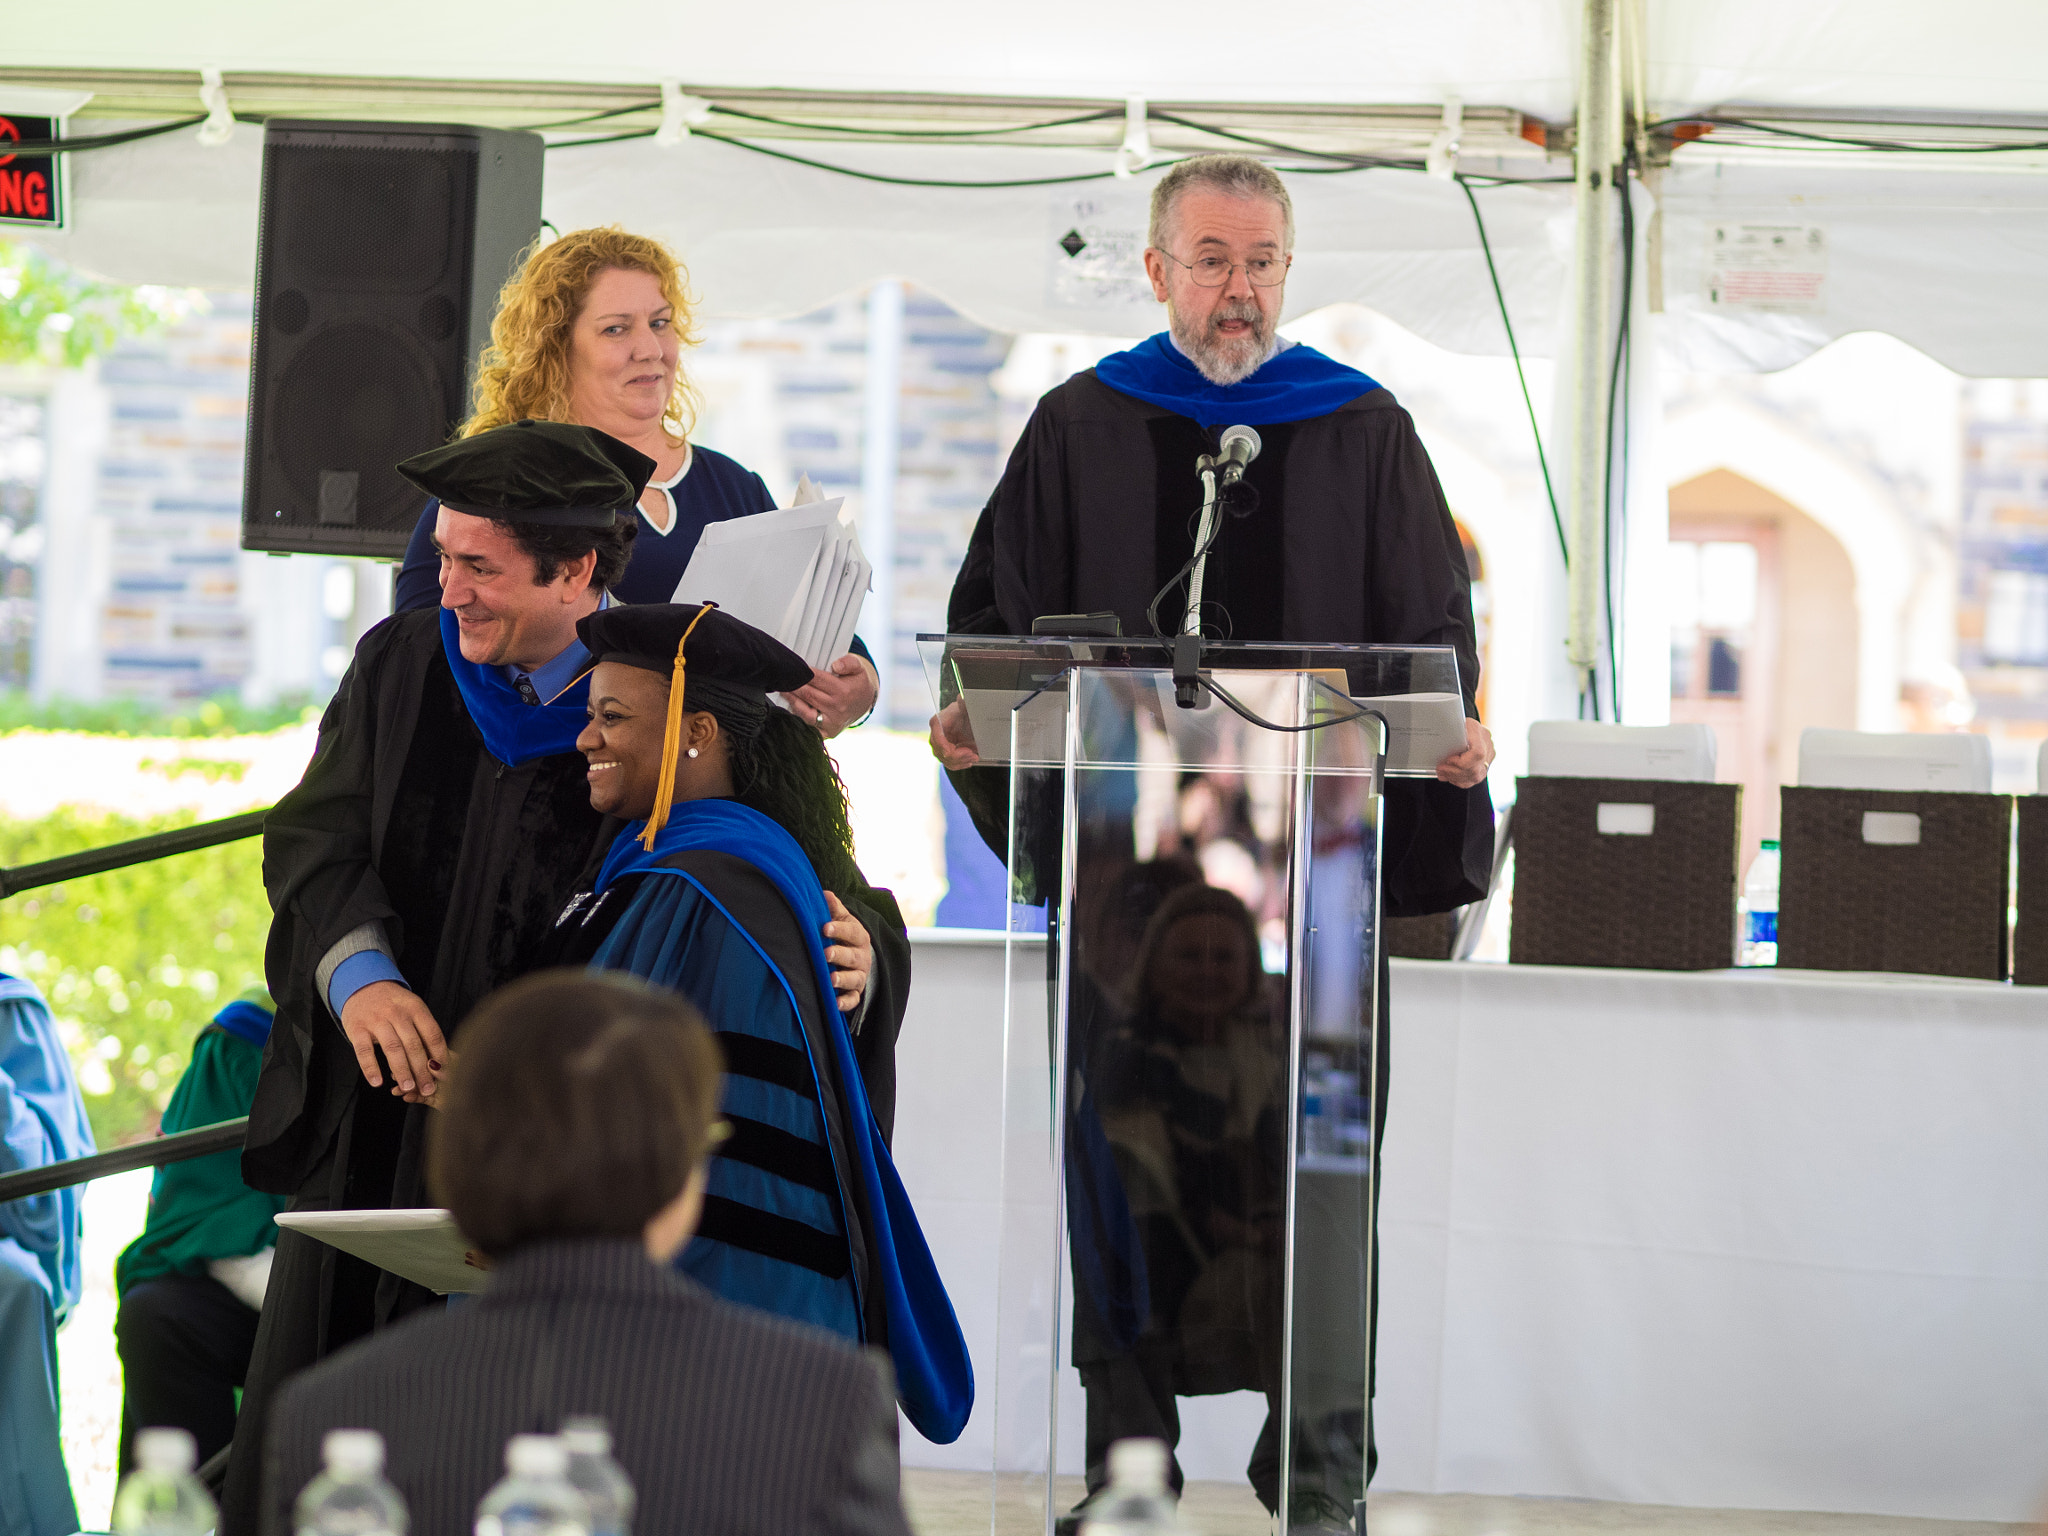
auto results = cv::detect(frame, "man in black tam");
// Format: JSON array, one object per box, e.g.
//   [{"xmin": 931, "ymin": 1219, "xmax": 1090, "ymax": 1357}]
[{"xmin": 221, "ymin": 422, "xmax": 897, "ymax": 1531}]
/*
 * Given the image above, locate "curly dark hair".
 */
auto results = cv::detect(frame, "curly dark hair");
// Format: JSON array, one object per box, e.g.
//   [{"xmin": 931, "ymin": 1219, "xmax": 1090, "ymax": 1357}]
[
  {"xmin": 726, "ymin": 706, "xmax": 861, "ymax": 897},
  {"xmin": 496, "ymin": 516, "xmax": 638, "ymax": 591}
]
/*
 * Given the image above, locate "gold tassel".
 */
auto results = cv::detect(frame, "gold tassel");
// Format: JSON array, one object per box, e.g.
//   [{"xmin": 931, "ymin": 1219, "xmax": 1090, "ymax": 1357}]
[{"xmin": 639, "ymin": 602, "xmax": 717, "ymax": 850}]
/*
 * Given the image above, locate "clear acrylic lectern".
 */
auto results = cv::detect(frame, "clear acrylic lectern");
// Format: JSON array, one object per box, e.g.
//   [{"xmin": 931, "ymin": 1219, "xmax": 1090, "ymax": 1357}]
[{"xmin": 918, "ymin": 636, "xmax": 1462, "ymax": 1536}]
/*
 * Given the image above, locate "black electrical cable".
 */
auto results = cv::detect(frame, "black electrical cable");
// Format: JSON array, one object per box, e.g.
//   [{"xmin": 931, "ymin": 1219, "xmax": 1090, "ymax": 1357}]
[
  {"xmin": 547, "ymin": 125, "xmax": 1145, "ymax": 187},
  {"xmin": 1655, "ymin": 113, "xmax": 2048, "ymax": 155},
  {"xmin": 520, "ymin": 101, "xmax": 665, "ymax": 132},
  {"xmin": 1145, "ymin": 110, "xmax": 1422, "ymax": 172},
  {"xmin": 1198, "ymin": 675, "xmax": 1388, "ymax": 737},
  {"xmin": 710, "ymin": 103, "xmax": 1125, "ymax": 139},
  {"xmin": 0, "ymin": 115, "xmax": 207, "ymax": 157},
  {"xmin": 1453, "ymin": 175, "xmax": 1569, "ymax": 572},
  {"xmin": 1146, "ymin": 494, "xmax": 1228, "ymax": 643},
  {"xmin": 530, "ymin": 101, "xmax": 1127, "ymax": 139}
]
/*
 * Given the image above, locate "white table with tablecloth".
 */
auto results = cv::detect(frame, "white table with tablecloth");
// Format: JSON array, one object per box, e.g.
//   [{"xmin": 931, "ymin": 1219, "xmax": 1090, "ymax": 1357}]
[{"xmin": 890, "ymin": 936, "xmax": 2048, "ymax": 1523}]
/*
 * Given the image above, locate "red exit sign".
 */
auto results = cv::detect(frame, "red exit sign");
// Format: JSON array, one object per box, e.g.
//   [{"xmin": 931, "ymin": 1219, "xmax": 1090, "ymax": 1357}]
[{"xmin": 0, "ymin": 116, "xmax": 63, "ymax": 228}]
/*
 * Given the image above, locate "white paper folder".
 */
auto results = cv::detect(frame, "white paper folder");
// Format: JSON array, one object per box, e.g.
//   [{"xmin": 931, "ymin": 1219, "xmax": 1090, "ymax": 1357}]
[
  {"xmin": 275, "ymin": 1207, "xmax": 489, "ymax": 1295},
  {"xmin": 671, "ymin": 494, "xmax": 871, "ymax": 671}
]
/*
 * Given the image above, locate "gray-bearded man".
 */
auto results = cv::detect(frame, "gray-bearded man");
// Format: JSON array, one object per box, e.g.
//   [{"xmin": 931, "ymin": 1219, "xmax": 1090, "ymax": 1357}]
[{"xmin": 933, "ymin": 153, "xmax": 1495, "ymax": 1531}]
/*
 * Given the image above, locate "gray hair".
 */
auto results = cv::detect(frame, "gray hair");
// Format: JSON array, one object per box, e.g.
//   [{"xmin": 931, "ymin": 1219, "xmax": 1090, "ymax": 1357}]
[{"xmin": 1147, "ymin": 155, "xmax": 1295, "ymax": 255}]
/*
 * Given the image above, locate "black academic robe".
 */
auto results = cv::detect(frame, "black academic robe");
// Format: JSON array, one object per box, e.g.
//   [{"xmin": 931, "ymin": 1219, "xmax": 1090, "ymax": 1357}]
[
  {"xmin": 946, "ymin": 369, "xmax": 1493, "ymax": 916},
  {"xmin": 949, "ymin": 368, "xmax": 1480, "ymax": 1502},
  {"xmin": 245, "ymin": 608, "xmax": 608, "ymax": 1204},
  {"xmin": 224, "ymin": 609, "xmax": 611, "ymax": 1535}
]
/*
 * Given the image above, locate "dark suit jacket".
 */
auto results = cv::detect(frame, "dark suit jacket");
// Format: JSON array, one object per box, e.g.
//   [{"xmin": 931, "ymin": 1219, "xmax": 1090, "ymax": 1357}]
[{"xmin": 262, "ymin": 1238, "xmax": 911, "ymax": 1536}]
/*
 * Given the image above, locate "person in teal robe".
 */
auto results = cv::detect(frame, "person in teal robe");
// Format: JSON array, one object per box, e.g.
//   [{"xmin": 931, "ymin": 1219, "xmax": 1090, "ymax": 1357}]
[
  {"xmin": 115, "ymin": 990, "xmax": 287, "ymax": 1471},
  {"xmin": 548, "ymin": 600, "xmax": 973, "ymax": 1445},
  {"xmin": 0, "ymin": 971, "xmax": 95, "ymax": 1536}
]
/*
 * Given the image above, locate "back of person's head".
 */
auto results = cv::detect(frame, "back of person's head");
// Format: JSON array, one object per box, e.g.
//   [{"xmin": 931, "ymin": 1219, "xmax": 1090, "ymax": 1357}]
[{"xmin": 427, "ymin": 970, "xmax": 722, "ymax": 1258}]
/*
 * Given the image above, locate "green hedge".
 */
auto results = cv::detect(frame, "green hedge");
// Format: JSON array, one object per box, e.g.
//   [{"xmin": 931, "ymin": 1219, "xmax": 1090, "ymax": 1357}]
[
  {"xmin": 0, "ymin": 690, "xmax": 318, "ymax": 739},
  {"xmin": 0, "ymin": 808, "xmax": 270, "ymax": 1147}
]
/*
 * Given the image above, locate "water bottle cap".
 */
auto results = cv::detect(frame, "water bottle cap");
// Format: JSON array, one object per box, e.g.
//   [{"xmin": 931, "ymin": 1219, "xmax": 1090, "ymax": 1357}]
[
  {"xmin": 323, "ymin": 1429, "xmax": 385, "ymax": 1473},
  {"xmin": 135, "ymin": 1427, "xmax": 197, "ymax": 1475},
  {"xmin": 560, "ymin": 1417, "xmax": 612, "ymax": 1456},
  {"xmin": 1762, "ymin": 839, "xmax": 1780, "ymax": 849},
  {"xmin": 1107, "ymin": 1437, "xmax": 1168, "ymax": 1491},
  {"xmin": 506, "ymin": 1434, "xmax": 569, "ymax": 1478}
]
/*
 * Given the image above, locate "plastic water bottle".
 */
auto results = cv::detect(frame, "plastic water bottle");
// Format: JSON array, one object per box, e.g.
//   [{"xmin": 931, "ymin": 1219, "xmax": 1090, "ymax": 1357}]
[
  {"xmin": 560, "ymin": 1419, "xmax": 635, "ymax": 1536},
  {"xmin": 1080, "ymin": 1439, "xmax": 1178, "ymax": 1536},
  {"xmin": 111, "ymin": 1427, "xmax": 217, "ymax": 1536},
  {"xmin": 476, "ymin": 1435, "xmax": 591, "ymax": 1536},
  {"xmin": 295, "ymin": 1429, "xmax": 408, "ymax": 1535},
  {"xmin": 1741, "ymin": 840, "xmax": 1781, "ymax": 966}
]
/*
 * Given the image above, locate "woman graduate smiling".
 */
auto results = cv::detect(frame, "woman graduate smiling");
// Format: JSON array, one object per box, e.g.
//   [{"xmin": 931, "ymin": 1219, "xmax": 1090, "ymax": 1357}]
[{"xmin": 549, "ymin": 600, "xmax": 972, "ymax": 1446}]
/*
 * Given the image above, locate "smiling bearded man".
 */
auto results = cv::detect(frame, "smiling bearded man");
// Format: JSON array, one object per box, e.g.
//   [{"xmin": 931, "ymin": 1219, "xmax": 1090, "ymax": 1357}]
[{"xmin": 215, "ymin": 420, "xmax": 651, "ymax": 1532}]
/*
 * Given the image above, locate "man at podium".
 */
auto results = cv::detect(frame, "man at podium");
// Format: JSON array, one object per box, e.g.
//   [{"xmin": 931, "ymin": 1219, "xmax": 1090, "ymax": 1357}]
[{"xmin": 931, "ymin": 153, "xmax": 1493, "ymax": 1528}]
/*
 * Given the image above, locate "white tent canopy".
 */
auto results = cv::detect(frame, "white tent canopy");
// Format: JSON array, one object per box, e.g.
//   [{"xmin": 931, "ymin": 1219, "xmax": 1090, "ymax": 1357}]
[
  {"xmin": 8, "ymin": 0, "xmax": 2048, "ymax": 122},
  {"xmin": 9, "ymin": 0, "xmax": 2048, "ymax": 373}
]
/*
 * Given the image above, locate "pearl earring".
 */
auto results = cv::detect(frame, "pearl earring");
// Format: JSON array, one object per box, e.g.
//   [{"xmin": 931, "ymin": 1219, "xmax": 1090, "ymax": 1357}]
[{"xmin": 686, "ymin": 747, "xmax": 700, "ymax": 759}]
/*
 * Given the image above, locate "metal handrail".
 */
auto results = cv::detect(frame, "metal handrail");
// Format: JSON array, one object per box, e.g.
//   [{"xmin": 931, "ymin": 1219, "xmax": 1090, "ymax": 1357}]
[
  {"xmin": 0, "ymin": 808, "xmax": 270, "ymax": 898},
  {"xmin": 0, "ymin": 1117, "xmax": 249, "ymax": 1203}
]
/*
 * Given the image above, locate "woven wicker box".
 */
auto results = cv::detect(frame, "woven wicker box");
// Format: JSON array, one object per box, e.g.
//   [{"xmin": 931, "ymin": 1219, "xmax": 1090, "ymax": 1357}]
[
  {"xmin": 2015, "ymin": 796, "xmax": 2048, "ymax": 986},
  {"xmin": 1385, "ymin": 912, "xmax": 1456, "ymax": 961},
  {"xmin": 1508, "ymin": 777, "xmax": 1741, "ymax": 971},
  {"xmin": 1778, "ymin": 787, "xmax": 2011, "ymax": 980}
]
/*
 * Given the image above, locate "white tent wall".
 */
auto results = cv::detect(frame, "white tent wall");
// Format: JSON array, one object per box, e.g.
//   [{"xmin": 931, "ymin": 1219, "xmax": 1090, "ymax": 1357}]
[{"xmin": 8, "ymin": 0, "xmax": 2048, "ymax": 121}]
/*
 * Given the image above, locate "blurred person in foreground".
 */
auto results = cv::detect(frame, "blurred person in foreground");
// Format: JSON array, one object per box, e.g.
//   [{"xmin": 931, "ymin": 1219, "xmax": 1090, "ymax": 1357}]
[
  {"xmin": 390, "ymin": 224, "xmax": 879, "ymax": 738},
  {"xmin": 115, "ymin": 989, "xmax": 287, "ymax": 1471},
  {"xmin": 0, "ymin": 969, "xmax": 94, "ymax": 1536},
  {"xmin": 224, "ymin": 420, "xmax": 879, "ymax": 1534},
  {"xmin": 261, "ymin": 970, "xmax": 912, "ymax": 1536},
  {"xmin": 548, "ymin": 601, "xmax": 969, "ymax": 1445}
]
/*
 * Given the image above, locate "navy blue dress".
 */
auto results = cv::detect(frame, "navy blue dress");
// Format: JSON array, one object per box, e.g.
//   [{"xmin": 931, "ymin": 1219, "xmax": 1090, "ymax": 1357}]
[{"xmin": 551, "ymin": 800, "xmax": 974, "ymax": 1445}]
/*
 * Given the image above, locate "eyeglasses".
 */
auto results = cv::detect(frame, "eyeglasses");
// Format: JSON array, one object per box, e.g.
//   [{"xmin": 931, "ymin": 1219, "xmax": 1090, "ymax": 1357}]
[{"xmin": 1155, "ymin": 248, "xmax": 1292, "ymax": 289}]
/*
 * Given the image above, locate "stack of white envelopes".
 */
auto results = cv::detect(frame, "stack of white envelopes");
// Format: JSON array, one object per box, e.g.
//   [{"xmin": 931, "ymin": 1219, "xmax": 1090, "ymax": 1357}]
[{"xmin": 670, "ymin": 483, "xmax": 871, "ymax": 672}]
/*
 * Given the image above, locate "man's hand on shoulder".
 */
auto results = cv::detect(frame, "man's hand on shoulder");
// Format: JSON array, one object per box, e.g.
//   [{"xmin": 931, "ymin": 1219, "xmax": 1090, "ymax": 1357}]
[
  {"xmin": 339, "ymin": 981, "xmax": 447, "ymax": 1100},
  {"xmin": 1436, "ymin": 717, "xmax": 1495, "ymax": 789},
  {"xmin": 927, "ymin": 700, "xmax": 980, "ymax": 771}
]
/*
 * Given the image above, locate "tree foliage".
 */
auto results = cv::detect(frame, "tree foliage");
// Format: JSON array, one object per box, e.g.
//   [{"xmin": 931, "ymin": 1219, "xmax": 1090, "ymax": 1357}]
[
  {"xmin": 0, "ymin": 807, "xmax": 270, "ymax": 1147},
  {"xmin": 0, "ymin": 239, "xmax": 197, "ymax": 369}
]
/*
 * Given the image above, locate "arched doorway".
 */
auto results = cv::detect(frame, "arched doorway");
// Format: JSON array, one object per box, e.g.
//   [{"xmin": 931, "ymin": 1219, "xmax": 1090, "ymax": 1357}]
[{"xmin": 1667, "ymin": 469, "xmax": 1860, "ymax": 868}]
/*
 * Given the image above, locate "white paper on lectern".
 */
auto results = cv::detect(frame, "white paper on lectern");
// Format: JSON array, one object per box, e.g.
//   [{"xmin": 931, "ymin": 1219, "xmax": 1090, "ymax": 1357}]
[
  {"xmin": 275, "ymin": 1208, "xmax": 488, "ymax": 1295},
  {"xmin": 671, "ymin": 497, "xmax": 870, "ymax": 670},
  {"xmin": 1358, "ymin": 692, "xmax": 1469, "ymax": 774}
]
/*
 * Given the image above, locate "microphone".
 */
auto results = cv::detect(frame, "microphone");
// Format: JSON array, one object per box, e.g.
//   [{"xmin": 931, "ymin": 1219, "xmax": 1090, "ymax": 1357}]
[
  {"xmin": 1214, "ymin": 424, "xmax": 1261, "ymax": 485},
  {"xmin": 1173, "ymin": 423, "xmax": 1264, "ymax": 709}
]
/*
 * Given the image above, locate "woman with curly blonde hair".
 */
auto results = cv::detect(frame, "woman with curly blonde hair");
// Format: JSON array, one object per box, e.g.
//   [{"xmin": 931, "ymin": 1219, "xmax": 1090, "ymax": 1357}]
[{"xmin": 393, "ymin": 225, "xmax": 878, "ymax": 736}]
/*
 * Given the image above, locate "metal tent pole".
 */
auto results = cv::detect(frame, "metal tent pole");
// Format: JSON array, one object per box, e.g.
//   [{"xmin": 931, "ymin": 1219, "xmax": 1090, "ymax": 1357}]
[{"xmin": 1565, "ymin": 0, "xmax": 1623, "ymax": 710}]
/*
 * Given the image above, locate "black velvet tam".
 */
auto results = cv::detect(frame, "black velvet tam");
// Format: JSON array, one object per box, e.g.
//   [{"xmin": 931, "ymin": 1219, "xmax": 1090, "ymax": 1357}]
[
  {"xmin": 397, "ymin": 420, "xmax": 656, "ymax": 528},
  {"xmin": 578, "ymin": 602, "xmax": 813, "ymax": 696}
]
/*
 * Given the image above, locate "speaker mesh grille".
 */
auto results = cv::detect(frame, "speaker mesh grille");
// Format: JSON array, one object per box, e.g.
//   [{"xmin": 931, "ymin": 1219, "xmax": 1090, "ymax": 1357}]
[
  {"xmin": 280, "ymin": 151, "xmax": 457, "ymax": 293},
  {"xmin": 273, "ymin": 323, "xmax": 444, "ymax": 531},
  {"xmin": 243, "ymin": 121, "xmax": 538, "ymax": 556}
]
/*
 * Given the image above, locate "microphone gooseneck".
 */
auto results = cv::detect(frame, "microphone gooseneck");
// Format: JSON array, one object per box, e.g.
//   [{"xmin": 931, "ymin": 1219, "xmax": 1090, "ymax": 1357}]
[{"xmin": 1170, "ymin": 424, "xmax": 1262, "ymax": 706}]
